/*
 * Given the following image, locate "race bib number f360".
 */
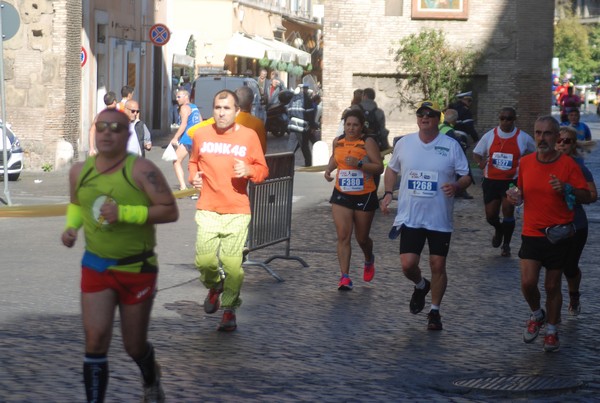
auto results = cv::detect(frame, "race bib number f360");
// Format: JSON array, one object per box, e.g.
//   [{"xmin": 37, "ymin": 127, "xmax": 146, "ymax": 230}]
[
  {"xmin": 407, "ymin": 169, "xmax": 438, "ymax": 197},
  {"xmin": 338, "ymin": 169, "xmax": 364, "ymax": 192}
]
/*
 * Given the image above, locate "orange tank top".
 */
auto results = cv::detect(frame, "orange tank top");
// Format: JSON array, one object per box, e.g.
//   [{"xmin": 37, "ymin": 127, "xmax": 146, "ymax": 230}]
[
  {"xmin": 333, "ymin": 135, "xmax": 376, "ymax": 195},
  {"xmin": 486, "ymin": 128, "xmax": 521, "ymax": 180}
]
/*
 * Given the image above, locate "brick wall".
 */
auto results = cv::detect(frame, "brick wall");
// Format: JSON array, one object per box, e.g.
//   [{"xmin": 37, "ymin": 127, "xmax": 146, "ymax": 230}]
[{"xmin": 322, "ymin": 1, "xmax": 554, "ymax": 146}]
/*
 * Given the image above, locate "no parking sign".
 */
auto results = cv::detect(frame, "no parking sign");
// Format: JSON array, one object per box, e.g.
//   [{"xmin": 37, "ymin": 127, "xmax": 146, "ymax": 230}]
[
  {"xmin": 149, "ymin": 23, "xmax": 170, "ymax": 46},
  {"xmin": 81, "ymin": 47, "xmax": 87, "ymax": 67}
]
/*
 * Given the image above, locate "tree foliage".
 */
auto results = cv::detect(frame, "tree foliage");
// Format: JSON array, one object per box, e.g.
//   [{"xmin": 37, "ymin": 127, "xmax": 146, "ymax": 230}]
[
  {"xmin": 392, "ymin": 29, "xmax": 480, "ymax": 110},
  {"xmin": 553, "ymin": 9, "xmax": 598, "ymax": 83},
  {"xmin": 185, "ymin": 35, "xmax": 196, "ymax": 79}
]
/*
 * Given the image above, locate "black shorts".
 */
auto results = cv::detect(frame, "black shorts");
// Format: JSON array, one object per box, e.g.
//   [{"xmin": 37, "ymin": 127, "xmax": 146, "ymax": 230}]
[
  {"xmin": 399, "ymin": 225, "xmax": 452, "ymax": 257},
  {"xmin": 518, "ymin": 235, "xmax": 573, "ymax": 270},
  {"xmin": 329, "ymin": 188, "xmax": 379, "ymax": 211},
  {"xmin": 482, "ymin": 178, "xmax": 517, "ymax": 204}
]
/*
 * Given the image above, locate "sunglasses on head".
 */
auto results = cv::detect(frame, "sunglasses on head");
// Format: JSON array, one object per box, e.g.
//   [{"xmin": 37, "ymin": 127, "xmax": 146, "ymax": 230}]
[
  {"xmin": 557, "ymin": 137, "xmax": 574, "ymax": 144},
  {"xmin": 416, "ymin": 110, "xmax": 440, "ymax": 118},
  {"xmin": 499, "ymin": 116, "xmax": 515, "ymax": 121},
  {"xmin": 95, "ymin": 121, "xmax": 128, "ymax": 132}
]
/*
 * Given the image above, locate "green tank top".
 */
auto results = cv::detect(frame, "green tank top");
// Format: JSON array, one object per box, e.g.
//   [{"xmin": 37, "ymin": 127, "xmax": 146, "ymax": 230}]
[{"xmin": 76, "ymin": 155, "xmax": 156, "ymax": 272}]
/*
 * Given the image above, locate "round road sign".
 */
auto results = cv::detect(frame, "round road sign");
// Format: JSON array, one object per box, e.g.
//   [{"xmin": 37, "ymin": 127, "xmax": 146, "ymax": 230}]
[
  {"xmin": 149, "ymin": 24, "xmax": 170, "ymax": 46},
  {"xmin": 1, "ymin": 1, "xmax": 20, "ymax": 41},
  {"xmin": 81, "ymin": 47, "xmax": 87, "ymax": 67}
]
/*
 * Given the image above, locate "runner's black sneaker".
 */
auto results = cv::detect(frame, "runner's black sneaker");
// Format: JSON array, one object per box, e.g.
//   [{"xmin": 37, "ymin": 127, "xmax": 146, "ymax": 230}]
[
  {"xmin": 142, "ymin": 362, "xmax": 165, "ymax": 403},
  {"xmin": 427, "ymin": 309, "xmax": 443, "ymax": 331},
  {"xmin": 492, "ymin": 228, "xmax": 502, "ymax": 248},
  {"xmin": 409, "ymin": 278, "xmax": 430, "ymax": 314}
]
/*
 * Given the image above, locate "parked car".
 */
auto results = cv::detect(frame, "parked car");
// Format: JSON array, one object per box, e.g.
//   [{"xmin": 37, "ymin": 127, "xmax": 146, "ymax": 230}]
[{"xmin": 0, "ymin": 122, "xmax": 23, "ymax": 181}]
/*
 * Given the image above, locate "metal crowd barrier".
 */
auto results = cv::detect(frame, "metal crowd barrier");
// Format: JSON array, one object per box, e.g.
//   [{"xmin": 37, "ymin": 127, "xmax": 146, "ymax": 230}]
[{"xmin": 243, "ymin": 152, "xmax": 308, "ymax": 281}]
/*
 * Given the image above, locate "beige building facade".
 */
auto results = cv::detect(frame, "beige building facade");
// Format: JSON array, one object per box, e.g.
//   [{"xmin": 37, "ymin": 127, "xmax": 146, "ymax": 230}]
[
  {"xmin": 2, "ymin": 0, "xmax": 320, "ymax": 171},
  {"xmin": 322, "ymin": 1, "xmax": 555, "ymax": 146}
]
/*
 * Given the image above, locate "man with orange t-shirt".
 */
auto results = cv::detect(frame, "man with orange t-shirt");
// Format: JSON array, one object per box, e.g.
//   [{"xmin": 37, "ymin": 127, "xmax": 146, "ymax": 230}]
[
  {"xmin": 187, "ymin": 86, "xmax": 267, "ymax": 155},
  {"xmin": 508, "ymin": 115, "xmax": 591, "ymax": 353},
  {"xmin": 188, "ymin": 90, "xmax": 268, "ymax": 332}
]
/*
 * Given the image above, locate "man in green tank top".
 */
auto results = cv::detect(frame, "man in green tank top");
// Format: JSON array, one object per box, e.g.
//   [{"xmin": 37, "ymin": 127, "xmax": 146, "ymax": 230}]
[{"xmin": 61, "ymin": 108, "xmax": 178, "ymax": 403}]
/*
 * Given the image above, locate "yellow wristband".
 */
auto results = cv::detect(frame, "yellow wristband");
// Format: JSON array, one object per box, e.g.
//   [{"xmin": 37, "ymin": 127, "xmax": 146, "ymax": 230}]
[
  {"xmin": 118, "ymin": 205, "xmax": 149, "ymax": 225},
  {"xmin": 65, "ymin": 203, "xmax": 83, "ymax": 230}
]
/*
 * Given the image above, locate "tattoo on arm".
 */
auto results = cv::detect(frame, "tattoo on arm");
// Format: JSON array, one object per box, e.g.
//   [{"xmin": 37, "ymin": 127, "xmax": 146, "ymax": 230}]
[{"xmin": 144, "ymin": 170, "xmax": 169, "ymax": 194}]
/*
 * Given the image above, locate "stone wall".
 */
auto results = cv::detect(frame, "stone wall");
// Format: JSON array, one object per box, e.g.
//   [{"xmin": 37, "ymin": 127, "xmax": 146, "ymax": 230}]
[
  {"xmin": 322, "ymin": 1, "xmax": 554, "ymax": 146},
  {"xmin": 3, "ymin": 0, "xmax": 80, "ymax": 171}
]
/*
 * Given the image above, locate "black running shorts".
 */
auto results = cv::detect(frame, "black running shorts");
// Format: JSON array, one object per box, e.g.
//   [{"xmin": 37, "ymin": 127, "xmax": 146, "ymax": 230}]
[{"xmin": 399, "ymin": 225, "xmax": 452, "ymax": 257}]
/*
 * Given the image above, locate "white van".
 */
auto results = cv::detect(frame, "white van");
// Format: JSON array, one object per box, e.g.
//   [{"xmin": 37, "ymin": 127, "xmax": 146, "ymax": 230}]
[{"xmin": 192, "ymin": 76, "xmax": 260, "ymax": 119}]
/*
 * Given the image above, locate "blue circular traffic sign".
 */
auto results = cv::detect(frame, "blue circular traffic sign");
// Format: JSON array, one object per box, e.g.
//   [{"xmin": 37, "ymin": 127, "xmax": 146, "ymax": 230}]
[{"xmin": 149, "ymin": 24, "xmax": 170, "ymax": 46}]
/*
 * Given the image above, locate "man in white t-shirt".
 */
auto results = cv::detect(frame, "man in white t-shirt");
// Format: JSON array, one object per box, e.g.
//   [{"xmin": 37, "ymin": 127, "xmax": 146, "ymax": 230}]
[
  {"xmin": 380, "ymin": 100, "xmax": 471, "ymax": 331},
  {"xmin": 473, "ymin": 107, "xmax": 535, "ymax": 257}
]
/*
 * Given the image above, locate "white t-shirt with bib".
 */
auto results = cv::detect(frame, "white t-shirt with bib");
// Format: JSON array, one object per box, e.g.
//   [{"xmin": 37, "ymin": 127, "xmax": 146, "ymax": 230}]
[{"xmin": 388, "ymin": 132, "xmax": 469, "ymax": 232}]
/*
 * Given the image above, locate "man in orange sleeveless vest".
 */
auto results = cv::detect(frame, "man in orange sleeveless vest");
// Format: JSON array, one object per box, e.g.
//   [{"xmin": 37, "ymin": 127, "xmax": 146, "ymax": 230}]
[{"xmin": 473, "ymin": 107, "xmax": 535, "ymax": 257}]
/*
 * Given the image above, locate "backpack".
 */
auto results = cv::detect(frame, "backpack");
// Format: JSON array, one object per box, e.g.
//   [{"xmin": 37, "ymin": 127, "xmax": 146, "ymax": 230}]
[{"xmin": 359, "ymin": 105, "xmax": 389, "ymax": 150}]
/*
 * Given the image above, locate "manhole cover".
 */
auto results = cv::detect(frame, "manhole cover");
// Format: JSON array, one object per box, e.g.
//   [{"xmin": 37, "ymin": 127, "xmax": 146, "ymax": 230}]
[{"xmin": 453, "ymin": 375, "xmax": 583, "ymax": 392}]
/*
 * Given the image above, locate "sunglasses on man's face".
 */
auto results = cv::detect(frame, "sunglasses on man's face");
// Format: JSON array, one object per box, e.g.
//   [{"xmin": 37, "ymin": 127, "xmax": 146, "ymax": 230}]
[
  {"xmin": 499, "ymin": 116, "xmax": 515, "ymax": 122},
  {"xmin": 416, "ymin": 110, "xmax": 440, "ymax": 118},
  {"xmin": 557, "ymin": 137, "xmax": 574, "ymax": 145},
  {"xmin": 95, "ymin": 121, "xmax": 128, "ymax": 133},
  {"xmin": 127, "ymin": 108, "xmax": 139, "ymax": 114}
]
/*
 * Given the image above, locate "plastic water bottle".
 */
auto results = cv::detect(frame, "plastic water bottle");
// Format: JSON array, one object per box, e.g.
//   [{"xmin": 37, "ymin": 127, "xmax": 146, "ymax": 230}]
[{"xmin": 508, "ymin": 183, "xmax": 522, "ymax": 218}]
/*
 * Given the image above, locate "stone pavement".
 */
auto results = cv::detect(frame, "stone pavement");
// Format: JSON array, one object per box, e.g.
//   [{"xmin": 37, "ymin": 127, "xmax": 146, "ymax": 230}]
[{"xmin": 2, "ymin": 124, "xmax": 600, "ymax": 402}]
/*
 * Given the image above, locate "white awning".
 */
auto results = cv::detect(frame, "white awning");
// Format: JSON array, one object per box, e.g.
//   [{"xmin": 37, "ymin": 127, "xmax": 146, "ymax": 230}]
[
  {"xmin": 226, "ymin": 32, "xmax": 271, "ymax": 60},
  {"xmin": 172, "ymin": 53, "xmax": 195, "ymax": 68},
  {"xmin": 256, "ymin": 37, "xmax": 312, "ymax": 66},
  {"xmin": 225, "ymin": 33, "xmax": 312, "ymax": 66}
]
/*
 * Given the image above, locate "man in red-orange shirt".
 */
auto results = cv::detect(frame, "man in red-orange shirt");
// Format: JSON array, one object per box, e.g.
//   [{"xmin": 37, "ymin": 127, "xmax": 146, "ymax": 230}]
[
  {"xmin": 188, "ymin": 90, "xmax": 268, "ymax": 332},
  {"xmin": 508, "ymin": 115, "xmax": 591, "ymax": 353}
]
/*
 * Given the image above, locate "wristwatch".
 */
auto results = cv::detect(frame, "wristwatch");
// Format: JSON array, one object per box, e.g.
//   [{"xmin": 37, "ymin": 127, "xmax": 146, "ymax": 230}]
[{"xmin": 357, "ymin": 160, "xmax": 364, "ymax": 169}]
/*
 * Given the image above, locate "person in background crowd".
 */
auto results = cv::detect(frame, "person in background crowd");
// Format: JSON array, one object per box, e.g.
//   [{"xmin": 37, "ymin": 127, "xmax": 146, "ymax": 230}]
[
  {"xmin": 170, "ymin": 89, "xmax": 201, "ymax": 191},
  {"xmin": 116, "ymin": 85, "xmax": 134, "ymax": 112},
  {"xmin": 507, "ymin": 115, "xmax": 591, "ymax": 353},
  {"xmin": 560, "ymin": 107, "xmax": 592, "ymax": 141},
  {"xmin": 171, "ymin": 77, "xmax": 181, "ymax": 129},
  {"xmin": 551, "ymin": 76, "xmax": 560, "ymax": 106},
  {"xmin": 555, "ymin": 126, "xmax": 597, "ymax": 316},
  {"xmin": 324, "ymin": 108, "xmax": 384, "ymax": 290},
  {"xmin": 472, "ymin": 107, "xmax": 535, "ymax": 257},
  {"xmin": 124, "ymin": 99, "xmax": 152, "ymax": 157},
  {"xmin": 555, "ymin": 78, "xmax": 570, "ymax": 109},
  {"xmin": 380, "ymin": 100, "xmax": 471, "ymax": 331},
  {"xmin": 61, "ymin": 108, "xmax": 178, "ymax": 403},
  {"xmin": 235, "ymin": 86, "xmax": 267, "ymax": 154},
  {"xmin": 267, "ymin": 71, "xmax": 286, "ymax": 109},
  {"xmin": 89, "ymin": 91, "xmax": 117, "ymax": 156},
  {"xmin": 337, "ymin": 89, "xmax": 363, "ymax": 136},
  {"xmin": 287, "ymin": 83, "xmax": 316, "ymax": 167},
  {"xmin": 439, "ymin": 108, "xmax": 474, "ymax": 200},
  {"xmin": 559, "ymin": 86, "xmax": 582, "ymax": 123},
  {"xmin": 188, "ymin": 90, "xmax": 268, "ymax": 332},
  {"xmin": 256, "ymin": 68, "xmax": 269, "ymax": 123},
  {"xmin": 449, "ymin": 91, "xmax": 479, "ymax": 143},
  {"xmin": 359, "ymin": 88, "xmax": 389, "ymax": 150}
]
